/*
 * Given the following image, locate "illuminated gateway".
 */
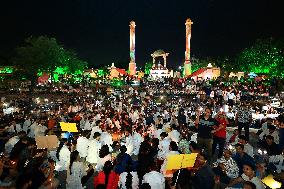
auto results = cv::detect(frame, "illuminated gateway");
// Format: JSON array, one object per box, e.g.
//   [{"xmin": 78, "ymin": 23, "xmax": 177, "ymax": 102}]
[
  {"xmin": 149, "ymin": 49, "xmax": 172, "ymax": 78},
  {"xmin": 128, "ymin": 18, "xmax": 193, "ymax": 78}
]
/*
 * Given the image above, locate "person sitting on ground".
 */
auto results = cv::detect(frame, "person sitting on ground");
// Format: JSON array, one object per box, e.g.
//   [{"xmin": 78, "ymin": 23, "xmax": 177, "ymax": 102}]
[
  {"xmin": 268, "ymin": 148, "xmax": 284, "ymax": 174},
  {"xmin": 259, "ymin": 124, "xmax": 279, "ymax": 144},
  {"xmin": 227, "ymin": 129, "xmax": 239, "ymax": 145},
  {"xmin": 238, "ymin": 135, "xmax": 254, "ymax": 157},
  {"xmin": 233, "ymin": 143, "xmax": 255, "ymax": 176},
  {"xmin": 191, "ymin": 152, "xmax": 215, "ymax": 189},
  {"xmin": 243, "ymin": 181, "xmax": 257, "ymax": 189},
  {"xmin": 261, "ymin": 135, "xmax": 281, "ymax": 156},
  {"xmin": 212, "ymin": 149, "xmax": 239, "ymax": 184},
  {"xmin": 160, "ymin": 141, "xmax": 180, "ymax": 177},
  {"xmin": 227, "ymin": 163, "xmax": 265, "ymax": 189}
]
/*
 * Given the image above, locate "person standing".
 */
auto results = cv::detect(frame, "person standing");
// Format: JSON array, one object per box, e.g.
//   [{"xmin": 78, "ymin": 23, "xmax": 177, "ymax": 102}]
[
  {"xmin": 76, "ymin": 131, "xmax": 89, "ymax": 160},
  {"xmin": 195, "ymin": 107, "xmax": 218, "ymax": 163},
  {"xmin": 93, "ymin": 161, "xmax": 119, "ymax": 189},
  {"xmin": 56, "ymin": 139, "xmax": 71, "ymax": 189},
  {"xmin": 67, "ymin": 151, "xmax": 87, "ymax": 189},
  {"xmin": 86, "ymin": 132, "xmax": 101, "ymax": 164},
  {"xmin": 212, "ymin": 111, "xmax": 229, "ymax": 158},
  {"xmin": 142, "ymin": 163, "xmax": 165, "ymax": 189},
  {"xmin": 235, "ymin": 102, "xmax": 252, "ymax": 141}
]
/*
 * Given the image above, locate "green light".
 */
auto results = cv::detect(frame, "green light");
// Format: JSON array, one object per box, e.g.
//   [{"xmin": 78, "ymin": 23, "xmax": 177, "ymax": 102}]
[
  {"xmin": 0, "ymin": 66, "xmax": 14, "ymax": 74},
  {"xmin": 237, "ymin": 38, "xmax": 284, "ymax": 76},
  {"xmin": 111, "ymin": 78, "xmax": 124, "ymax": 87},
  {"xmin": 98, "ymin": 69, "xmax": 105, "ymax": 77},
  {"xmin": 144, "ymin": 62, "xmax": 153, "ymax": 75}
]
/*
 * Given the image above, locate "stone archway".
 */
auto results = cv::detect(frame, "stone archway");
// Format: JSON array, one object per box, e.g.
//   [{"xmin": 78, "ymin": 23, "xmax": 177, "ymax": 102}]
[{"xmin": 151, "ymin": 49, "xmax": 169, "ymax": 68}]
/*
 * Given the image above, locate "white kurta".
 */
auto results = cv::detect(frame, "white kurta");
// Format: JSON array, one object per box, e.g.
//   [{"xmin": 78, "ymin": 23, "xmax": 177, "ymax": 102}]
[
  {"xmin": 100, "ymin": 132, "xmax": 113, "ymax": 151},
  {"xmin": 83, "ymin": 120, "xmax": 92, "ymax": 131},
  {"xmin": 76, "ymin": 136, "xmax": 89, "ymax": 158},
  {"xmin": 244, "ymin": 143, "xmax": 254, "ymax": 157},
  {"xmin": 96, "ymin": 154, "xmax": 112, "ymax": 172},
  {"xmin": 142, "ymin": 171, "xmax": 165, "ymax": 189},
  {"xmin": 157, "ymin": 138, "xmax": 171, "ymax": 160},
  {"xmin": 125, "ymin": 135, "xmax": 134, "ymax": 156},
  {"xmin": 56, "ymin": 145, "xmax": 71, "ymax": 171},
  {"xmin": 269, "ymin": 155, "xmax": 284, "ymax": 173},
  {"xmin": 86, "ymin": 139, "xmax": 101, "ymax": 164},
  {"xmin": 132, "ymin": 132, "xmax": 144, "ymax": 156},
  {"xmin": 5, "ymin": 136, "xmax": 19, "ymax": 155},
  {"xmin": 28, "ymin": 122, "xmax": 38, "ymax": 138},
  {"xmin": 79, "ymin": 119, "xmax": 86, "ymax": 130},
  {"xmin": 34, "ymin": 124, "xmax": 47, "ymax": 137},
  {"xmin": 119, "ymin": 172, "xmax": 139, "ymax": 189},
  {"xmin": 168, "ymin": 130, "xmax": 180, "ymax": 143},
  {"xmin": 154, "ymin": 129, "xmax": 164, "ymax": 140},
  {"xmin": 23, "ymin": 119, "xmax": 31, "ymax": 133},
  {"xmin": 259, "ymin": 130, "xmax": 279, "ymax": 144},
  {"xmin": 90, "ymin": 126, "xmax": 102, "ymax": 139},
  {"xmin": 67, "ymin": 161, "xmax": 87, "ymax": 189}
]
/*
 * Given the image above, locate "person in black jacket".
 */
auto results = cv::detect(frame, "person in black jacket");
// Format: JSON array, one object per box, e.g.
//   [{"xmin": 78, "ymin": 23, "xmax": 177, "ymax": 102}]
[
  {"xmin": 192, "ymin": 152, "xmax": 215, "ymax": 189},
  {"xmin": 262, "ymin": 135, "xmax": 281, "ymax": 156}
]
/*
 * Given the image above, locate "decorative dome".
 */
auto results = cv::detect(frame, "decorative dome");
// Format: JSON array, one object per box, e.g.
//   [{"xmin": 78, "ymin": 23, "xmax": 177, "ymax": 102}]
[
  {"xmin": 186, "ymin": 18, "xmax": 192, "ymax": 22},
  {"xmin": 152, "ymin": 49, "xmax": 166, "ymax": 56}
]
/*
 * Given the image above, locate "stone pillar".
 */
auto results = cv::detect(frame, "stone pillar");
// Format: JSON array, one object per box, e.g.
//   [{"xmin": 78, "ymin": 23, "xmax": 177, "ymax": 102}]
[
  {"xmin": 163, "ymin": 55, "xmax": 167, "ymax": 68},
  {"xmin": 184, "ymin": 18, "xmax": 193, "ymax": 77},
  {"xmin": 129, "ymin": 21, "xmax": 136, "ymax": 75}
]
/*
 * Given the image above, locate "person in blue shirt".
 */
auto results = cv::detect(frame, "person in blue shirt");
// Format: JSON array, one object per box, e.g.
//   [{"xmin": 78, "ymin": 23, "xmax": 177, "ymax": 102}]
[{"xmin": 233, "ymin": 143, "xmax": 256, "ymax": 176}]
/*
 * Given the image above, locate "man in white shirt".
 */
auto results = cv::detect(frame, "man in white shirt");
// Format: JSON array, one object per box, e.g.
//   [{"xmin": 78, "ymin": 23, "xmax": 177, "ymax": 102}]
[
  {"xmin": 259, "ymin": 124, "xmax": 279, "ymax": 144},
  {"xmin": 142, "ymin": 165, "xmax": 165, "ymax": 189},
  {"xmin": 227, "ymin": 163, "xmax": 264, "ymax": 189},
  {"xmin": 132, "ymin": 127, "xmax": 144, "ymax": 156},
  {"xmin": 22, "ymin": 116, "xmax": 31, "ymax": 133},
  {"xmin": 5, "ymin": 120, "xmax": 22, "ymax": 134},
  {"xmin": 238, "ymin": 135, "xmax": 254, "ymax": 157},
  {"xmin": 168, "ymin": 127, "xmax": 180, "ymax": 143},
  {"xmin": 76, "ymin": 132, "xmax": 89, "ymax": 159},
  {"xmin": 228, "ymin": 91, "xmax": 236, "ymax": 107},
  {"xmin": 124, "ymin": 130, "xmax": 134, "ymax": 156},
  {"xmin": 157, "ymin": 132, "xmax": 171, "ymax": 160},
  {"xmin": 5, "ymin": 135, "xmax": 20, "ymax": 155},
  {"xmin": 79, "ymin": 114, "xmax": 87, "ymax": 130},
  {"xmin": 34, "ymin": 120, "xmax": 48, "ymax": 138},
  {"xmin": 100, "ymin": 127, "xmax": 113, "ymax": 152},
  {"xmin": 28, "ymin": 120, "xmax": 38, "ymax": 138}
]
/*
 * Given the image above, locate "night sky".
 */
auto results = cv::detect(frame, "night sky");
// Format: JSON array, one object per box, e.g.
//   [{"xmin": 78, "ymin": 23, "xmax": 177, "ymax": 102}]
[{"xmin": 0, "ymin": 0, "xmax": 283, "ymax": 69}]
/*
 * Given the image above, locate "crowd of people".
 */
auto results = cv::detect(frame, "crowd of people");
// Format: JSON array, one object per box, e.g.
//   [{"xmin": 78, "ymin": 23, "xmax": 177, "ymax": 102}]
[{"xmin": 0, "ymin": 76, "xmax": 284, "ymax": 189}]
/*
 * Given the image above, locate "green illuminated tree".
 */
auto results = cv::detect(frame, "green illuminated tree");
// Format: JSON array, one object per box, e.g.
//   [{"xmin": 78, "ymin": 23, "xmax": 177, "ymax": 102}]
[
  {"xmin": 14, "ymin": 36, "xmax": 87, "ymax": 84},
  {"xmin": 144, "ymin": 62, "xmax": 153, "ymax": 75},
  {"xmin": 191, "ymin": 57, "xmax": 214, "ymax": 73},
  {"xmin": 236, "ymin": 38, "xmax": 284, "ymax": 76},
  {"xmin": 215, "ymin": 56, "xmax": 237, "ymax": 72}
]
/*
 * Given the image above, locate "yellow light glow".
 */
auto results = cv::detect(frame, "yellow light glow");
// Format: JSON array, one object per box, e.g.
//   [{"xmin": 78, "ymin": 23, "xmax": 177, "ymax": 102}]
[{"xmin": 262, "ymin": 175, "xmax": 282, "ymax": 189}]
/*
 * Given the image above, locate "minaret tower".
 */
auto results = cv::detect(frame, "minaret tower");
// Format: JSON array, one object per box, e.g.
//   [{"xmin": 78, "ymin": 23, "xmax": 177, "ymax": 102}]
[
  {"xmin": 129, "ymin": 21, "xmax": 136, "ymax": 75},
  {"xmin": 184, "ymin": 18, "xmax": 193, "ymax": 76}
]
